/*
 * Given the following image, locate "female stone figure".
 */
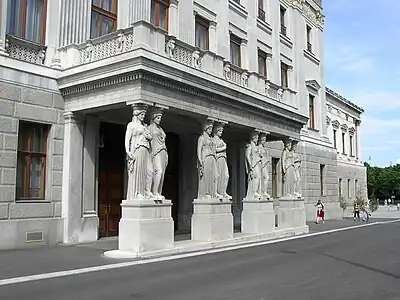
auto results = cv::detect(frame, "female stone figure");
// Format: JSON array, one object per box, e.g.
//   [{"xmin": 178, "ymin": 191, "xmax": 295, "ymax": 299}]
[
  {"xmin": 281, "ymin": 139, "xmax": 296, "ymax": 198},
  {"xmin": 125, "ymin": 104, "xmax": 153, "ymax": 200},
  {"xmin": 291, "ymin": 141, "xmax": 302, "ymax": 198},
  {"xmin": 197, "ymin": 120, "xmax": 219, "ymax": 200},
  {"xmin": 147, "ymin": 108, "xmax": 168, "ymax": 199},
  {"xmin": 245, "ymin": 131, "xmax": 262, "ymax": 200},
  {"xmin": 258, "ymin": 133, "xmax": 271, "ymax": 200},
  {"xmin": 213, "ymin": 123, "xmax": 232, "ymax": 200}
]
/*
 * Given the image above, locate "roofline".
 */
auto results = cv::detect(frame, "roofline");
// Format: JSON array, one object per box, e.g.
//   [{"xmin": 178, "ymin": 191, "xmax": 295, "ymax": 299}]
[{"xmin": 325, "ymin": 87, "xmax": 364, "ymax": 113}]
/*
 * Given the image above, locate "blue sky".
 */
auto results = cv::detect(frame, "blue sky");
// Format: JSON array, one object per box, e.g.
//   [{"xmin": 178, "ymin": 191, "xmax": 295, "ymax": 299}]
[{"xmin": 323, "ymin": 0, "xmax": 400, "ymax": 167}]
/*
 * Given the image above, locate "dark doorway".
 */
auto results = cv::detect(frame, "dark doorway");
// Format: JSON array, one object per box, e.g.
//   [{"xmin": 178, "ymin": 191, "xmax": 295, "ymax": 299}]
[
  {"xmin": 98, "ymin": 122, "xmax": 125, "ymax": 238},
  {"xmin": 163, "ymin": 132, "xmax": 180, "ymax": 230}
]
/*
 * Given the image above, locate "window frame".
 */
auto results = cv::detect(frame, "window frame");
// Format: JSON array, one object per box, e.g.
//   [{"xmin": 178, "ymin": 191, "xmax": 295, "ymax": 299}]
[
  {"xmin": 150, "ymin": 0, "xmax": 169, "ymax": 32},
  {"xmin": 320, "ymin": 164, "xmax": 325, "ymax": 196},
  {"xmin": 306, "ymin": 24, "xmax": 312, "ymax": 52},
  {"xmin": 195, "ymin": 15, "xmax": 209, "ymax": 50},
  {"xmin": 280, "ymin": 62, "xmax": 289, "ymax": 88},
  {"xmin": 230, "ymin": 34, "xmax": 242, "ymax": 67},
  {"xmin": 280, "ymin": 6, "xmax": 287, "ymax": 36},
  {"xmin": 342, "ymin": 132, "xmax": 346, "ymax": 154},
  {"xmin": 6, "ymin": 0, "xmax": 48, "ymax": 44},
  {"xmin": 308, "ymin": 94, "xmax": 315, "ymax": 129},
  {"xmin": 333, "ymin": 129, "xmax": 337, "ymax": 149},
  {"xmin": 258, "ymin": 49, "xmax": 267, "ymax": 77},
  {"xmin": 90, "ymin": 0, "xmax": 118, "ymax": 39},
  {"xmin": 258, "ymin": 0, "xmax": 266, "ymax": 21},
  {"xmin": 16, "ymin": 122, "xmax": 49, "ymax": 201}
]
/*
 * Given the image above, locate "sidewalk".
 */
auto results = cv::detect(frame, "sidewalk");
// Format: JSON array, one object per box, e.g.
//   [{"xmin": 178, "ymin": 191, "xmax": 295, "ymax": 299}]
[{"xmin": 0, "ymin": 218, "xmax": 396, "ymax": 281}]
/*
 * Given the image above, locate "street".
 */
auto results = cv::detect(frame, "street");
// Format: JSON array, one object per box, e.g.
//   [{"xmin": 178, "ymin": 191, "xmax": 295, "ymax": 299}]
[{"xmin": 1, "ymin": 221, "xmax": 400, "ymax": 300}]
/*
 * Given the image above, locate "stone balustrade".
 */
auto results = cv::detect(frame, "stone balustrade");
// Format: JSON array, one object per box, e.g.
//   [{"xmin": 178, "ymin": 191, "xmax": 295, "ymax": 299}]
[
  {"xmin": 165, "ymin": 36, "xmax": 203, "ymax": 70},
  {"xmin": 5, "ymin": 34, "xmax": 47, "ymax": 65},
  {"xmin": 59, "ymin": 27, "xmax": 134, "ymax": 69}
]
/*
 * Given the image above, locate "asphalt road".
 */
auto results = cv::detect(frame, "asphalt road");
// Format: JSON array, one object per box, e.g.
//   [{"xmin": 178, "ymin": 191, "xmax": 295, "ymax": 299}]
[{"xmin": 1, "ymin": 222, "xmax": 400, "ymax": 300}]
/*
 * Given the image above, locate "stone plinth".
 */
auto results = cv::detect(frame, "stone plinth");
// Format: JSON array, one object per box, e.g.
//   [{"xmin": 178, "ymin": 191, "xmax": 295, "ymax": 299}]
[
  {"xmin": 118, "ymin": 199, "xmax": 174, "ymax": 254},
  {"xmin": 278, "ymin": 197, "xmax": 308, "ymax": 230},
  {"xmin": 241, "ymin": 199, "xmax": 275, "ymax": 234},
  {"xmin": 191, "ymin": 199, "xmax": 233, "ymax": 242}
]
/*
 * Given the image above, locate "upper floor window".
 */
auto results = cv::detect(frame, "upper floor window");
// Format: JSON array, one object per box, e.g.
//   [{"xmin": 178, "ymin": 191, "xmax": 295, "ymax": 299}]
[
  {"xmin": 306, "ymin": 25, "xmax": 312, "ymax": 52},
  {"xmin": 308, "ymin": 95, "xmax": 315, "ymax": 129},
  {"xmin": 230, "ymin": 34, "xmax": 241, "ymax": 67},
  {"xmin": 6, "ymin": 0, "xmax": 47, "ymax": 44},
  {"xmin": 333, "ymin": 129, "xmax": 337, "ymax": 149},
  {"xmin": 280, "ymin": 61, "xmax": 289, "ymax": 88},
  {"xmin": 195, "ymin": 16, "xmax": 209, "ymax": 50},
  {"xmin": 90, "ymin": 0, "xmax": 117, "ymax": 39},
  {"xmin": 350, "ymin": 135, "xmax": 353, "ymax": 156},
  {"xmin": 258, "ymin": 50, "xmax": 267, "ymax": 77},
  {"xmin": 151, "ymin": 0, "xmax": 169, "ymax": 31},
  {"xmin": 280, "ymin": 6, "xmax": 287, "ymax": 36},
  {"xmin": 342, "ymin": 132, "xmax": 346, "ymax": 154},
  {"xmin": 16, "ymin": 121, "xmax": 49, "ymax": 200},
  {"xmin": 258, "ymin": 0, "xmax": 266, "ymax": 22}
]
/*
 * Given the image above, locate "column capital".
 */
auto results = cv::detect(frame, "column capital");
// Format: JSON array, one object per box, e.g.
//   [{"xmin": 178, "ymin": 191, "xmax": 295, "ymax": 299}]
[{"xmin": 63, "ymin": 111, "xmax": 84, "ymax": 124}]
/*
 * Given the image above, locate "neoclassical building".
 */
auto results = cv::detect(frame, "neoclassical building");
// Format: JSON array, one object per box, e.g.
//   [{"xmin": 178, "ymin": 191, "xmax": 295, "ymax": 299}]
[
  {"xmin": 0, "ymin": 0, "xmax": 352, "ymax": 250},
  {"xmin": 325, "ymin": 88, "xmax": 367, "ymax": 208}
]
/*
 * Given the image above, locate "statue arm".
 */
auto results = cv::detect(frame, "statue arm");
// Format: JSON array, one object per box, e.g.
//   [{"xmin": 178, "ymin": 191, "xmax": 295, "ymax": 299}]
[
  {"xmin": 245, "ymin": 145, "xmax": 251, "ymax": 173},
  {"xmin": 125, "ymin": 124, "xmax": 133, "ymax": 157},
  {"xmin": 197, "ymin": 136, "xmax": 204, "ymax": 166}
]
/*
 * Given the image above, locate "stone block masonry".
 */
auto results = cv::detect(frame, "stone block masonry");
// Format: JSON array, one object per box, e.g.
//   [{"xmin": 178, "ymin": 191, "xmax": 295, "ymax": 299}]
[{"xmin": 0, "ymin": 74, "xmax": 64, "ymax": 250}]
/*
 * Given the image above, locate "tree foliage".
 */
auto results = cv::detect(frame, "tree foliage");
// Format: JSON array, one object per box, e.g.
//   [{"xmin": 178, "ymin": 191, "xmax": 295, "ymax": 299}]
[{"xmin": 365, "ymin": 162, "xmax": 400, "ymax": 201}]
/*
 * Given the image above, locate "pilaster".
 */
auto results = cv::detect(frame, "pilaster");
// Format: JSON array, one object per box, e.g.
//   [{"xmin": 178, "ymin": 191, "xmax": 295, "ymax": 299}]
[
  {"xmin": 61, "ymin": 112, "xmax": 84, "ymax": 244},
  {"xmin": 168, "ymin": 0, "xmax": 179, "ymax": 37},
  {"xmin": 0, "ymin": 0, "xmax": 8, "ymax": 55},
  {"xmin": 58, "ymin": 0, "xmax": 91, "ymax": 47},
  {"xmin": 209, "ymin": 21, "xmax": 217, "ymax": 53},
  {"xmin": 129, "ymin": 0, "xmax": 151, "ymax": 24},
  {"xmin": 240, "ymin": 39, "xmax": 248, "ymax": 70}
]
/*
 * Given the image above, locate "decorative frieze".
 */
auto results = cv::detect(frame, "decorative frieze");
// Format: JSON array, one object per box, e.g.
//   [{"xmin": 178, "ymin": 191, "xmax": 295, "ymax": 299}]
[
  {"xmin": 5, "ymin": 35, "xmax": 46, "ymax": 65},
  {"xmin": 288, "ymin": 0, "xmax": 324, "ymax": 29}
]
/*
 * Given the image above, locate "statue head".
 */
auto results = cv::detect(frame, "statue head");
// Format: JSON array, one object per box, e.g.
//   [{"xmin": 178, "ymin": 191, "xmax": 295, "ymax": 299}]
[
  {"xmin": 203, "ymin": 120, "xmax": 214, "ymax": 135},
  {"xmin": 149, "ymin": 108, "xmax": 164, "ymax": 125},
  {"xmin": 258, "ymin": 133, "xmax": 267, "ymax": 146},
  {"xmin": 291, "ymin": 140, "xmax": 298, "ymax": 151},
  {"xmin": 132, "ymin": 103, "xmax": 148, "ymax": 122},
  {"xmin": 213, "ymin": 122, "xmax": 225, "ymax": 138},
  {"xmin": 250, "ymin": 131, "xmax": 259, "ymax": 144},
  {"xmin": 283, "ymin": 138, "xmax": 292, "ymax": 149}
]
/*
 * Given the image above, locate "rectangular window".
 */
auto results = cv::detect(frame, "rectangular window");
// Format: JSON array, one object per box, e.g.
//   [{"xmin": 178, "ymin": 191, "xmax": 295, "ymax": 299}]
[
  {"xmin": 309, "ymin": 95, "xmax": 315, "ymax": 129},
  {"xmin": 333, "ymin": 129, "xmax": 337, "ymax": 149},
  {"xmin": 258, "ymin": 0, "xmax": 266, "ymax": 21},
  {"xmin": 280, "ymin": 62, "xmax": 289, "ymax": 88},
  {"xmin": 195, "ymin": 16, "xmax": 209, "ymax": 50},
  {"xmin": 6, "ymin": 0, "xmax": 47, "ymax": 44},
  {"xmin": 320, "ymin": 165, "xmax": 325, "ymax": 196},
  {"xmin": 90, "ymin": 0, "xmax": 117, "ymax": 39},
  {"xmin": 272, "ymin": 158, "xmax": 279, "ymax": 198},
  {"xmin": 150, "ymin": 0, "xmax": 169, "ymax": 31},
  {"xmin": 342, "ymin": 132, "xmax": 346, "ymax": 154},
  {"xmin": 280, "ymin": 6, "xmax": 286, "ymax": 36},
  {"xmin": 230, "ymin": 34, "xmax": 241, "ymax": 67},
  {"xmin": 339, "ymin": 178, "xmax": 342, "ymax": 197},
  {"xmin": 258, "ymin": 50, "xmax": 267, "ymax": 77},
  {"xmin": 348, "ymin": 179, "xmax": 351, "ymax": 198},
  {"xmin": 16, "ymin": 122, "xmax": 49, "ymax": 200},
  {"xmin": 350, "ymin": 135, "xmax": 353, "ymax": 156},
  {"xmin": 306, "ymin": 25, "xmax": 312, "ymax": 52}
]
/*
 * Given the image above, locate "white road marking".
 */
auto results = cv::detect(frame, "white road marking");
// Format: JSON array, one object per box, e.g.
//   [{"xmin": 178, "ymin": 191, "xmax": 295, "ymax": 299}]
[{"xmin": 0, "ymin": 219, "xmax": 398, "ymax": 287}]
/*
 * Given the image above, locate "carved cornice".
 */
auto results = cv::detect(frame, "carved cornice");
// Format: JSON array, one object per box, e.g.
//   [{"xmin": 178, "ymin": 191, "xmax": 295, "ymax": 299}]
[
  {"xmin": 305, "ymin": 79, "xmax": 321, "ymax": 93},
  {"xmin": 287, "ymin": 0, "xmax": 324, "ymax": 29}
]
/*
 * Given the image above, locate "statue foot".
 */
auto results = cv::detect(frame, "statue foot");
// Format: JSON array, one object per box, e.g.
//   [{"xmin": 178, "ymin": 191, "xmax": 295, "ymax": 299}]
[
  {"xmin": 145, "ymin": 192, "xmax": 156, "ymax": 200},
  {"xmin": 224, "ymin": 193, "xmax": 233, "ymax": 200},
  {"xmin": 215, "ymin": 193, "xmax": 224, "ymax": 200}
]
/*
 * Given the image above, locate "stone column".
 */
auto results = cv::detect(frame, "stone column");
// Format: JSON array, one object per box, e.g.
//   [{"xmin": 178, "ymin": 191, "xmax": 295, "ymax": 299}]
[
  {"xmin": 62, "ymin": 112, "xmax": 84, "ymax": 244},
  {"xmin": 0, "ymin": 0, "xmax": 8, "ymax": 55},
  {"xmin": 209, "ymin": 21, "xmax": 217, "ymax": 53},
  {"xmin": 81, "ymin": 116, "xmax": 100, "ymax": 242},
  {"xmin": 58, "ymin": 0, "xmax": 91, "ymax": 47},
  {"xmin": 168, "ymin": 0, "xmax": 179, "ymax": 37}
]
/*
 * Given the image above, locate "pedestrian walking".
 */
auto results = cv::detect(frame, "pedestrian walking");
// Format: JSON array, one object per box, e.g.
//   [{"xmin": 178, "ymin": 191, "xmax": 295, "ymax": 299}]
[
  {"xmin": 315, "ymin": 200, "xmax": 325, "ymax": 224},
  {"xmin": 353, "ymin": 202, "xmax": 360, "ymax": 221}
]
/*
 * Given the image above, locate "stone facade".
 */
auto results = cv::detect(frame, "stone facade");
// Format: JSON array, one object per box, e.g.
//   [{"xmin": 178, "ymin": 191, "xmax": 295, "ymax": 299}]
[
  {"xmin": 326, "ymin": 88, "xmax": 367, "ymax": 211},
  {"xmin": 0, "ymin": 0, "xmax": 356, "ymax": 250}
]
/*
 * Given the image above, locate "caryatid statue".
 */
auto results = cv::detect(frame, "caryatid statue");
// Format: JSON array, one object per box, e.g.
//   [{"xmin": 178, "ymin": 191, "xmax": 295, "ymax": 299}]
[
  {"xmin": 213, "ymin": 122, "xmax": 232, "ymax": 200},
  {"xmin": 147, "ymin": 107, "xmax": 169, "ymax": 200},
  {"xmin": 258, "ymin": 132, "xmax": 271, "ymax": 200},
  {"xmin": 291, "ymin": 140, "xmax": 302, "ymax": 198},
  {"xmin": 281, "ymin": 138, "xmax": 296, "ymax": 198},
  {"xmin": 197, "ymin": 119, "xmax": 220, "ymax": 200},
  {"xmin": 244, "ymin": 131, "xmax": 262, "ymax": 200},
  {"xmin": 125, "ymin": 103, "xmax": 153, "ymax": 200}
]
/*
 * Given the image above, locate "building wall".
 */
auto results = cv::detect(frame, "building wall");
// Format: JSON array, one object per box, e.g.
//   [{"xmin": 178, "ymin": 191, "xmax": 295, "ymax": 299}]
[{"xmin": 0, "ymin": 66, "xmax": 63, "ymax": 250}]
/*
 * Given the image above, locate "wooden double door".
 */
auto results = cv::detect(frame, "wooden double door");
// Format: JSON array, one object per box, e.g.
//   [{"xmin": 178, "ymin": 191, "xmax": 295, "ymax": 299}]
[{"xmin": 98, "ymin": 122, "xmax": 180, "ymax": 237}]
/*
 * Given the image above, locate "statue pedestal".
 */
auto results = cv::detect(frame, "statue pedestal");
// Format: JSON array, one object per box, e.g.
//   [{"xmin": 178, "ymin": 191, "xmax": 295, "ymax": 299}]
[
  {"xmin": 118, "ymin": 199, "xmax": 174, "ymax": 254},
  {"xmin": 241, "ymin": 198, "xmax": 275, "ymax": 234},
  {"xmin": 191, "ymin": 199, "xmax": 233, "ymax": 242},
  {"xmin": 278, "ymin": 197, "xmax": 308, "ymax": 230}
]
